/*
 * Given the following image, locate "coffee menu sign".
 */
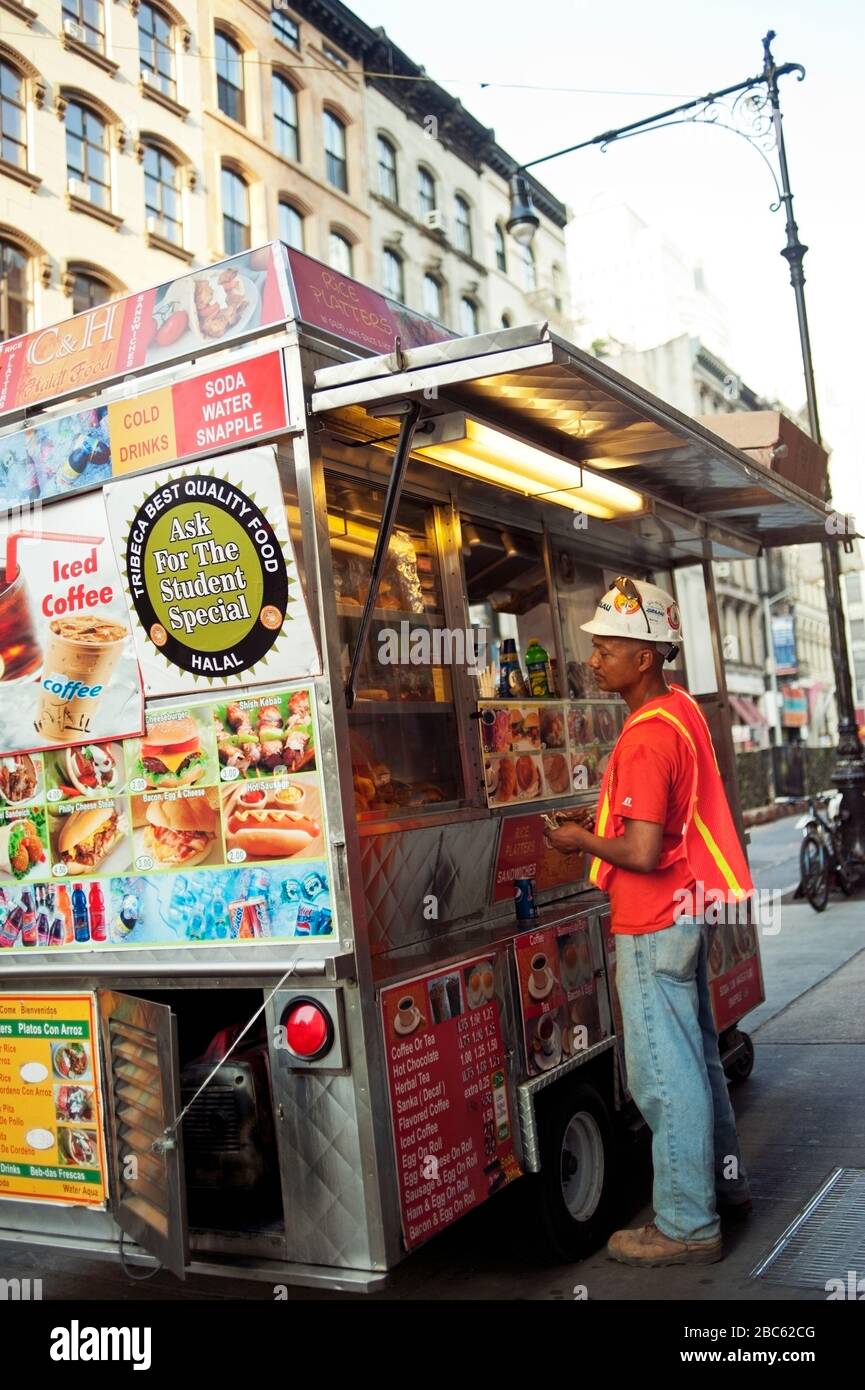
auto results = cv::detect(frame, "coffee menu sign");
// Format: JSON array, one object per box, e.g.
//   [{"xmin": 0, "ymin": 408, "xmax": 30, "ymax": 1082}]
[
  {"xmin": 514, "ymin": 918, "xmax": 608, "ymax": 1078},
  {"xmin": 0, "ymin": 246, "xmax": 290, "ymax": 421},
  {"xmin": 0, "ymin": 494, "xmax": 143, "ymax": 760},
  {"xmin": 104, "ymin": 447, "xmax": 319, "ymax": 696},
  {"xmin": 380, "ymin": 959, "xmax": 521, "ymax": 1252}
]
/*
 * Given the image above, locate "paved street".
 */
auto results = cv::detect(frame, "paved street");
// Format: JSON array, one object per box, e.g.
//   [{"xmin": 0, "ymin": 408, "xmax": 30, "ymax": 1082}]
[
  {"xmin": 746, "ymin": 813, "xmax": 804, "ymax": 897},
  {"xmin": 2, "ymin": 888, "xmax": 862, "ymax": 1303}
]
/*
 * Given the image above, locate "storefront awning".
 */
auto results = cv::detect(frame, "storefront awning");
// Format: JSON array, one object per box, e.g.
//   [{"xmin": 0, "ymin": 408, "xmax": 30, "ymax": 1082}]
[
  {"xmin": 311, "ymin": 324, "xmax": 834, "ymax": 552},
  {"xmin": 728, "ymin": 694, "xmax": 768, "ymax": 727}
]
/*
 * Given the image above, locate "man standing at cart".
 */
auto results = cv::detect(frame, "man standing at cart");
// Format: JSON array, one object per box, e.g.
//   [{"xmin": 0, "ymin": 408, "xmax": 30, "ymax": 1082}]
[{"xmin": 544, "ymin": 576, "xmax": 753, "ymax": 1267}]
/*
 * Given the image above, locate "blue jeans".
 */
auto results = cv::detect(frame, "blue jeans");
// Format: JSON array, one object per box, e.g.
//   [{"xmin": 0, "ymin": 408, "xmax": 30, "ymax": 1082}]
[{"xmin": 615, "ymin": 916, "xmax": 750, "ymax": 1243}]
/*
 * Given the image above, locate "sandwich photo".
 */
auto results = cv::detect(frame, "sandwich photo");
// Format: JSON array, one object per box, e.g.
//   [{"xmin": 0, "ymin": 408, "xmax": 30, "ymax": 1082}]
[
  {"xmin": 63, "ymin": 743, "xmax": 120, "ymax": 798},
  {"xmin": 57, "ymin": 805, "xmax": 121, "ymax": 873},
  {"xmin": 135, "ymin": 717, "xmax": 208, "ymax": 789},
  {"xmin": 142, "ymin": 796, "xmax": 219, "ymax": 868},
  {"xmin": 223, "ymin": 785, "xmax": 321, "ymax": 860}
]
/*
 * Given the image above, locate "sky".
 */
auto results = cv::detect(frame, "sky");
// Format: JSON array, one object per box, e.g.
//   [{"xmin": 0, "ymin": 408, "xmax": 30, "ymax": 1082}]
[{"xmin": 350, "ymin": 0, "xmax": 864, "ymax": 519}]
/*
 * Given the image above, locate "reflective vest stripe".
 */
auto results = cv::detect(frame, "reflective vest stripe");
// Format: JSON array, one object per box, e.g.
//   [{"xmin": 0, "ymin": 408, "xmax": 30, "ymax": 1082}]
[
  {"xmin": 589, "ymin": 790, "xmax": 611, "ymax": 884},
  {"xmin": 692, "ymin": 805, "xmax": 747, "ymax": 900}
]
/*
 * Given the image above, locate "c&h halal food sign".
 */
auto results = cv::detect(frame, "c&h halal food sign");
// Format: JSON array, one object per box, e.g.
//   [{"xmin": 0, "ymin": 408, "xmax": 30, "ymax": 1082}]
[{"xmin": 104, "ymin": 446, "xmax": 320, "ymax": 695}]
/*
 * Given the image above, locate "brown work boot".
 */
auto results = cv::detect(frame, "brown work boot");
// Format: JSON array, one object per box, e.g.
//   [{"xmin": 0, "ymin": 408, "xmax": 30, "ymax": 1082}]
[{"xmin": 607, "ymin": 1220, "xmax": 722, "ymax": 1267}]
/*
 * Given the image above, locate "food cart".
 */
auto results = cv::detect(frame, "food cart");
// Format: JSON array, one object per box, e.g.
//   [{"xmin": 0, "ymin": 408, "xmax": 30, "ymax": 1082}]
[{"xmin": 0, "ymin": 244, "xmax": 831, "ymax": 1290}]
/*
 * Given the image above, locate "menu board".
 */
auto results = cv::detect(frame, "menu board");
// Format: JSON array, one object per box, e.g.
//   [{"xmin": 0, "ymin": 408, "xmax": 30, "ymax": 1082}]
[
  {"xmin": 0, "ymin": 685, "xmax": 334, "ymax": 951},
  {"xmin": 0, "ymin": 350, "xmax": 290, "ymax": 512},
  {"xmin": 380, "ymin": 957, "xmax": 521, "ymax": 1252},
  {"xmin": 104, "ymin": 448, "xmax": 320, "ymax": 696},
  {"xmin": 0, "ymin": 993, "xmax": 107, "ymax": 1206},
  {"xmin": 514, "ymin": 917, "xmax": 609, "ymax": 1077},
  {"xmin": 0, "ymin": 493, "xmax": 144, "ymax": 758},
  {"xmin": 492, "ymin": 812, "xmax": 586, "ymax": 903},
  {"xmin": 286, "ymin": 248, "xmax": 452, "ymax": 355},
  {"xmin": 0, "ymin": 245, "xmax": 289, "ymax": 420},
  {"xmin": 707, "ymin": 913, "xmax": 764, "ymax": 1031},
  {"xmin": 479, "ymin": 698, "xmax": 625, "ymax": 808}
]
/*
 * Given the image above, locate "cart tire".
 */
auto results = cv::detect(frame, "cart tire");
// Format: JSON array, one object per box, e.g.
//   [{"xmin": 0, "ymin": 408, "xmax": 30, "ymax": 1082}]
[
  {"xmin": 529, "ymin": 1081, "xmax": 617, "ymax": 1262},
  {"xmin": 727, "ymin": 1031, "xmax": 755, "ymax": 1083},
  {"xmin": 800, "ymin": 833, "xmax": 829, "ymax": 912}
]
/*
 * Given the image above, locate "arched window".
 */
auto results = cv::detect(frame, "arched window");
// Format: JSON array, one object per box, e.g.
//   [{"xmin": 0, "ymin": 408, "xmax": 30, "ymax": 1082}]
[
  {"xmin": 423, "ymin": 273, "xmax": 442, "ymax": 320},
  {"xmin": 66, "ymin": 102, "xmax": 110, "ymax": 209},
  {"xmin": 143, "ymin": 142, "xmax": 182, "ymax": 246},
  {"xmin": 454, "ymin": 196, "xmax": 472, "ymax": 256},
  {"xmin": 215, "ymin": 29, "xmax": 244, "ymax": 124},
  {"xmin": 138, "ymin": 3, "xmax": 175, "ymax": 100},
  {"xmin": 495, "ymin": 223, "xmax": 507, "ymax": 273},
  {"xmin": 377, "ymin": 135, "xmax": 398, "ymax": 203},
  {"xmin": 382, "ymin": 247, "xmax": 403, "ymax": 300},
  {"xmin": 221, "ymin": 165, "xmax": 249, "ymax": 254},
  {"xmin": 279, "ymin": 199, "xmax": 304, "ymax": 250},
  {"xmin": 0, "ymin": 60, "xmax": 26, "ymax": 170},
  {"xmin": 0, "ymin": 238, "xmax": 30, "ymax": 340},
  {"xmin": 459, "ymin": 296, "xmax": 479, "ymax": 336},
  {"xmin": 501, "ymin": 311, "xmax": 513, "ymax": 329},
  {"xmin": 273, "ymin": 73, "xmax": 299, "ymax": 161},
  {"xmin": 63, "ymin": 1, "xmax": 105, "ymax": 54},
  {"xmin": 329, "ymin": 230, "xmax": 353, "ymax": 275},
  {"xmin": 417, "ymin": 166, "xmax": 436, "ymax": 218},
  {"xmin": 520, "ymin": 241, "xmax": 537, "ymax": 291},
  {"xmin": 70, "ymin": 269, "xmax": 112, "ymax": 316},
  {"xmin": 324, "ymin": 110, "xmax": 347, "ymax": 191}
]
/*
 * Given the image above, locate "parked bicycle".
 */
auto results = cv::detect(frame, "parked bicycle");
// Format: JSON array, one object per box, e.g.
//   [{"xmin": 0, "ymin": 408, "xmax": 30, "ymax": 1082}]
[{"xmin": 797, "ymin": 791, "xmax": 862, "ymax": 911}]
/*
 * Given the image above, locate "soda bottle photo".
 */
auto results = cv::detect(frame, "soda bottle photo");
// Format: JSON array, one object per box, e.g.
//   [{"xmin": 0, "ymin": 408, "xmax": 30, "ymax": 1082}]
[
  {"xmin": 72, "ymin": 883, "xmax": 90, "ymax": 944},
  {"xmin": 88, "ymin": 881, "xmax": 107, "ymax": 943},
  {"xmin": 55, "ymin": 882, "xmax": 74, "ymax": 943},
  {"xmin": 20, "ymin": 890, "xmax": 37, "ymax": 947}
]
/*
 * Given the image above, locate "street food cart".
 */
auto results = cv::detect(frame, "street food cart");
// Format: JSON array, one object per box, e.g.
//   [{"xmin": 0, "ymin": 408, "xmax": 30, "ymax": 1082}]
[{"xmin": 0, "ymin": 245, "xmax": 832, "ymax": 1290}]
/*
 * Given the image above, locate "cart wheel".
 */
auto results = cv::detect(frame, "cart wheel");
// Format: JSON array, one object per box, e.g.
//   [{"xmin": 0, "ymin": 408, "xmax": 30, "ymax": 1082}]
[
  {"xmin": 528, "ymin": 1081, "xmax": 617, "ymax": 1262},
  {"xmin": 800, "ymin": 833, "xmax": 829, "ymax": 912},
  {"xmin": 728, "ymin": 1032, "xmax": 755, "ymax": 1083}
]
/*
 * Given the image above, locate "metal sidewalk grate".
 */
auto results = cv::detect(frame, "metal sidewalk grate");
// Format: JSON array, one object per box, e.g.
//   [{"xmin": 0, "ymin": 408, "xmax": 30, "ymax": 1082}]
[{"xmin": 751, "ymin": 1169, "xmax": 865, "ymax": 1290}]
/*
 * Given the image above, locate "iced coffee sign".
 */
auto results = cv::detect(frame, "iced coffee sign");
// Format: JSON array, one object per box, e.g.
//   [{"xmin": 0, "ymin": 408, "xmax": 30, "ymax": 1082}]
[
  {"xmin": 0, "ymin": 495, "xmax": 143, "ymax": 758},
  {"xmin": 104, "ymin": 446, "xmax": 319, "ymax": 696}
]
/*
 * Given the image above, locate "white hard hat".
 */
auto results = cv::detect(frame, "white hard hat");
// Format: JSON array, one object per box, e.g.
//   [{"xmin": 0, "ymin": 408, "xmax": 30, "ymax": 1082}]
[{"xmin": 580, "ymin": 577, "xmax": 684, "ymax": 646}]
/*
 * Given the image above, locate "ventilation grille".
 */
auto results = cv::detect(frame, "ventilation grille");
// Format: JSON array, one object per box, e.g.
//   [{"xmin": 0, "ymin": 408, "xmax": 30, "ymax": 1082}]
[{"xmin": 751, "ymin": 1169, "xmax": 865, "ymax": 1290}]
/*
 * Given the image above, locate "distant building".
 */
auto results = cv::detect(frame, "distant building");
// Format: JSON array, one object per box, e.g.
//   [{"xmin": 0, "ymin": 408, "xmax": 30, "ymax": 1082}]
[{"xmin": 843, "ymin": 557, "xmax": 865, "ymax": 728}]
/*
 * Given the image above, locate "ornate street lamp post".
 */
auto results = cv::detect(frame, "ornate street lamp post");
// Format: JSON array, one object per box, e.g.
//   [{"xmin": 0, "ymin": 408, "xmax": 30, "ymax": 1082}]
[{"xmin": 508, "ymin": 30, "xmax": 865, "ymax": 860}]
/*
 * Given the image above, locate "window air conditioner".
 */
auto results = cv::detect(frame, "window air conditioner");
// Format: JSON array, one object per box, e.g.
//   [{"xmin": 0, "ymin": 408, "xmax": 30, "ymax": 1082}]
[
  {"xmin": 63, "ymin": 18, "xmax": 87, "ymax": 43},
  {"xmin": 715, "ymin": 561, "xmax": 731, "ymax": 579},
  {"xmin": 724, "ymin": 633, "xmax": 740, "ymax": 663},
  {"xmin": 424, "ymin": 209, "xmax": 446, "ymax": 235},
  {"xmin": 68, "ymin": 177, "xmax": 91, "ymax": 201},
  {"xmin": 142, "ymin": 68, "xmax": 161, "ymax": 89},
  {"xmin": 146, "ymin": 215, "xmax": 162, "ymax": 235}
]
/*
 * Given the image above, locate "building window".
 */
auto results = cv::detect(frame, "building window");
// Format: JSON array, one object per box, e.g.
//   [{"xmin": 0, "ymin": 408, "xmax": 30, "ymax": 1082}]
[
  {"xmin": 66, "ymin": 102, "xmax": 110, "ymax": 209},
  {"xmin": 70, "ymin": 270, "xmax": 111, "ymax": 315},
  {"xmin": 377, "ymin": 135, "xmax": 398, "ymax": 203},
  {"xmin": 459, "ymin": 297, "xmax": 479, "ymax": 336},
  {"xmin": 215, "ymin": 29, "xmax": 244, "ymax": 124},
  {"xmin": 329, "ymin": 231, "xmax": 353, "ymax": 275},
  {"xmin": 501, "ymin": 311, "xmax": 513, "ymax": 328},
  {"xmin": 0, "ymin": 61, "xmax": 26, "ymax": 171},
  {"xmin": 272, "ymin": 9, "xmax": 300, "ymax": 49},
  {"xmin": 0, "ymin": 239, "xmax": 29, "ymax": 340},
  {"xmin": 495, "ymin": 223, "xmax": 507, "ymax": 273},
  {"xmin": 221, "ymin": 165, "xmax": 250, "ymax": 254},
  {"xmin": 417, "ymin": 166, "xmax": 436, "ymax": 218},
  {"xmin": 279, "ymin": 199, "xmax": 304, "ymax": 250},
  {"xmin": 144, "ymin": 143, "xmax": 182, "ymax": 246},
  {"xmin": 324, "ymin": 110, "xmax": 347, "ymax": 191},
  {"xmin": 520, "ymin": 241, "xmax": 537, "ymax": 291},
  {"xmin": 454, "ymin": 196, "xmax": 472, "ymax": 256},
  {"xmin": 423, "ymin": 273, "xmax": 442, "ymax": 320},
  {"xmin": 273, "ymin": 73, "xmax": 299, "ymax": 161},
  {"xmin": 63, "ymin": 0, "xmax": 105, "ymax": 54},
  {"xmin": 322, "ymin": 44, "xmax": 348, "ymax": 69},
  {"xmin": 551, "ymin": 263, "xmax": 563, "ymax": 312},
  {"xmin": 139, "ymin": 3, "xmax": 175, "ymax": 100},
  {"xmin": 383, "ymin": 247, "xmax": 403, "ymax": 300}
]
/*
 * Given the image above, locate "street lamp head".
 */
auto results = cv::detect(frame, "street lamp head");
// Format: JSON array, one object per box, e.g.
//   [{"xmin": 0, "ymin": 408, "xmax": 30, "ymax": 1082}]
[{"xmin": 507, "ymin": 173, "xmax": 540, "ymax": 247}]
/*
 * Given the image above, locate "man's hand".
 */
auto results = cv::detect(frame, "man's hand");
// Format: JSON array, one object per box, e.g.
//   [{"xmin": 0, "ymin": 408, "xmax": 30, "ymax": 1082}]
[
  {"xmin": 544, "ymin": 821, "xmax": 591, "ymax": 855},
  {"xmin": 557, "ymin": 805, "xmax": 597, "ymax": 832}
]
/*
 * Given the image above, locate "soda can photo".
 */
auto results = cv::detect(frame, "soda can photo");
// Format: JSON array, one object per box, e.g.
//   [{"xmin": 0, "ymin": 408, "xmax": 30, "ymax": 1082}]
[
  {"xmin": 514, "ymin": 878, "xmax": 538, "ymax": 920},
  {"xmin": 301, "ymin": 870, "xmax": 327, "ymax": 901},
  {"xmin": 295, "ymin": 902, "xmax": 314, "ymax": 936}
]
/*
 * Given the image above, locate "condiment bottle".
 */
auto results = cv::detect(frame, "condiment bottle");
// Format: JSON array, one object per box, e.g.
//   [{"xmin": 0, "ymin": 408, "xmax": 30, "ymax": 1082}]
[{"xmin": 525, "ymin": 638, "xmax": 552, "ymax": 698}]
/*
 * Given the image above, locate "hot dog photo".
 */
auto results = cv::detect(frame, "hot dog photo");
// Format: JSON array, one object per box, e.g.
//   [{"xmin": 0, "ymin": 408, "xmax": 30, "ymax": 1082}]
[{"xmin": 220, "ymin": 775, "xmax": 322, "ymax": 863}]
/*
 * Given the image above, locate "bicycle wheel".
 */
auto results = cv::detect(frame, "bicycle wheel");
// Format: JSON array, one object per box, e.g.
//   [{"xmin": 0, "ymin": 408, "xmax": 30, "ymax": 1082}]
[
  {"xmin": 800, "ymin": 833, "xmax": 829, "ymax": 912},
  {"xmin": 831, "ymin": 833, "xmax": 857, "ymax": 896}
]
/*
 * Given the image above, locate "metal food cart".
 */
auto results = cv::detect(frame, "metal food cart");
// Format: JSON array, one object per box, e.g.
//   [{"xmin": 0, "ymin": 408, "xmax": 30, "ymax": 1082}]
[{"xmin": 0, "ymin": 245, "xmax": 831, "ymax": 1291}]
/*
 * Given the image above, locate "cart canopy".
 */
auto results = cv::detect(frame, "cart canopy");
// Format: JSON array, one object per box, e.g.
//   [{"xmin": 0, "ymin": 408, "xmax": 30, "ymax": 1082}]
[{"xmin": 311, "ymin": 324, "xmax": 833, "ymax": 554}]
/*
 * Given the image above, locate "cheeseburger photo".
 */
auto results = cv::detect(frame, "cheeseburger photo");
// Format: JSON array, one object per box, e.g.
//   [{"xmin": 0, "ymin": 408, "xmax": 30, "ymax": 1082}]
[
  {"xmin": 142, "ymin": 796, "xmax": 219, "ymax": 868},
  {"xmin": 135, "ymin": 717, "xmax": 207, "ymax": 789}
]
